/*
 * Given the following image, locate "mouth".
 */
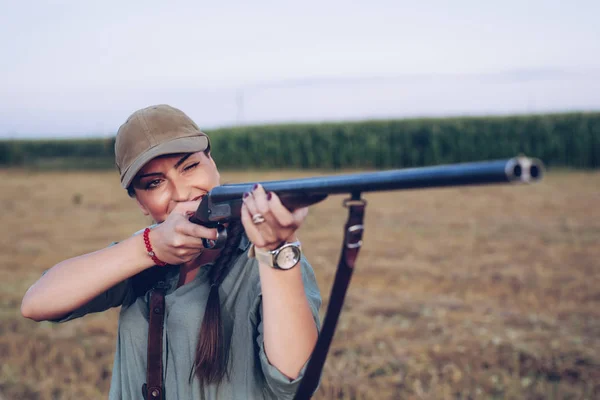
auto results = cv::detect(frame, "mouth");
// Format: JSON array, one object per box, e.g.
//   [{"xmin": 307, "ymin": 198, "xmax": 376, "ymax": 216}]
[
  {"xmin": 185, "ymin": 210, "xmax": 196, "ymax": 218},
  {"xmin": 184, "ymin": 195, "xmax": 205, "ymax": 217},
  {"xmin": 192, "ymin": 193, "xmax": 207, "ymax": 202}
]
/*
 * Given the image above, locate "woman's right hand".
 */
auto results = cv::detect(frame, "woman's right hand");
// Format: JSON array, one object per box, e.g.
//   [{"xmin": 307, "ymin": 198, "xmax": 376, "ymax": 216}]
[
  {"xmin": 146, "ymin": 201, "xmax": 218, "ymax": 265},
  {"xmin": 21, "ymin": 201, "xmax": 218, "ymax": 321}
]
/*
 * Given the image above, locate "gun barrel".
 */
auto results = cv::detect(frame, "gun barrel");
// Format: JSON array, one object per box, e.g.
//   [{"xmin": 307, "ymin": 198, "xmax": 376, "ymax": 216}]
[{"xmin": 209, "ymin": 156, "xmax": 544, "ymax": 203}]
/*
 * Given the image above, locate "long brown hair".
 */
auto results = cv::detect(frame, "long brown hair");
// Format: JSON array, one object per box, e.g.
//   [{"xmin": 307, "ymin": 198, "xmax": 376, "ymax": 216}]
[
  {"xmin": 130, "ymin": 221, "xmax": 245, "ymax": 389},
  {"xmin": 190, "ymin": 220, "xmax": 245, "ymax": 387}
]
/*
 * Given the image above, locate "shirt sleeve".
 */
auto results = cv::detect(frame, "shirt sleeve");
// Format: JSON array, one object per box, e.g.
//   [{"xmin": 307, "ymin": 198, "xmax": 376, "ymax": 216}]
[
  {"xmin": 48, "ymin": 277, "xmax": 134, "ymax": 323},
  {"xmin": 46, "ymin": 241, "xmax": 136, "ymax": 323},
  {"xmin": 252, "ymin": 256, "xmax": 323, "ymax": 399}
]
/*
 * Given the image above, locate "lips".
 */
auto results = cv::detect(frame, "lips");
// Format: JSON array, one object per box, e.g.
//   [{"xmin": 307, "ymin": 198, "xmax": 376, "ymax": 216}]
[
  {"xmin": 192, "ymin": 192, "xmax": 208, "ymax": 202},
  {"xmin": 184, "ymin": 195, "xmax": 204, "ymax": 217}
]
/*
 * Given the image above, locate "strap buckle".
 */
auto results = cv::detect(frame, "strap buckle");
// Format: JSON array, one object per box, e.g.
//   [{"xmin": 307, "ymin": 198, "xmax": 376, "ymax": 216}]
[
  {"xmin": 345, "ymin": 224, "xmax": 364, "ymax": 249},
  {"xmin": 343, "ymin": 196, "xmax": 366, "ymax": 249}
]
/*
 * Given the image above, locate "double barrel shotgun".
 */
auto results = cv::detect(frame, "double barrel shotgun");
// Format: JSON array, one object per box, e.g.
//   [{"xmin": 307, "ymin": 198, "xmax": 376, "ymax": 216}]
[{"xmin": 188, "ymin": 156, "xmax": 545, "ymax": 399}]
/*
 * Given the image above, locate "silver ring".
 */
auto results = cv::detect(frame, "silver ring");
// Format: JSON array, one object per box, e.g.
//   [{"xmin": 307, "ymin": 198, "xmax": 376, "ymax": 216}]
[{"xmin": 252, "ymin": 213, "xmax": 266, "ymax": 225}]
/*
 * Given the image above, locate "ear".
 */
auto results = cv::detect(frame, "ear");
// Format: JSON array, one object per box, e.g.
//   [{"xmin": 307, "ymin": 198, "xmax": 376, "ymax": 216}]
[{"xmin": 134, "ymin": 194, "xmax": 151, "ymax": 216}]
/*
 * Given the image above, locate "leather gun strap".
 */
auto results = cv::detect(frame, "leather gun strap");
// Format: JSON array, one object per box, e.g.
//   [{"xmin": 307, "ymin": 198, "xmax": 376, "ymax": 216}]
[
  {"xmin": 294, "ymin": 200, "xmax": 366, "ymax": 400},
  {"xmin": 145, "ymin": 288, "xmax": 166, "ymax": 400}
]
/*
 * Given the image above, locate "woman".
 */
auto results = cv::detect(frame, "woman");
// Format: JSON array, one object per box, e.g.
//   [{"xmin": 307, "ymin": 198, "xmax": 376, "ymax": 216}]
[{"xmin": 20, "ymin": 104, "xmax": 322, "ymax": 399}]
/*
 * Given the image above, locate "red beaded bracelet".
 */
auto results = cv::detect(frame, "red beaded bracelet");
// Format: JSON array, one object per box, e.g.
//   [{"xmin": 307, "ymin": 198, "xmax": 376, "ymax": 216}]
[{"xmin": 143, "ymin": 228, "xmax": 168, "ymax": 266}]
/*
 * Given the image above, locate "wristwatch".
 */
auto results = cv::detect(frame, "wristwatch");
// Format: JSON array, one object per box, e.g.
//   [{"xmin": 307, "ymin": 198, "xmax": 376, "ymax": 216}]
[{"xmin": 249, "ymin": 241, "xmax": 302, "ymax": 270}]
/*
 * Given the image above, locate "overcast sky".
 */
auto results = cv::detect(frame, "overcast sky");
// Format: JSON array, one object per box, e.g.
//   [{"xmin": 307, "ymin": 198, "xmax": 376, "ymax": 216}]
[{"xmin": 1, "ymin": 0, "xmax": 599, "ymax": 138}]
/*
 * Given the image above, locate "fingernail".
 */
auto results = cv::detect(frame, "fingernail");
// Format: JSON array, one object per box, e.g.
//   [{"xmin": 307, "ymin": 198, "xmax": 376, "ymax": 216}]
[
  {"xmin": 267, "ymin": 191, "xmax": 272, "ymax": 200},
  {"xmin": 252, "ymin": 183, "xmax": 259, "ymax": 191},
  {"xmin": 243, "ymin": 192, "xmax": 249, "ymax": 199}
]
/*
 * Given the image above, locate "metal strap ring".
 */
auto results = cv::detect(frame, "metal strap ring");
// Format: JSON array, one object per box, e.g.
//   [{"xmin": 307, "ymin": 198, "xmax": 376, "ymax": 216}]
[{"xmin": 343, "ymin": 198, "xmax": 367, "ymax": 208}]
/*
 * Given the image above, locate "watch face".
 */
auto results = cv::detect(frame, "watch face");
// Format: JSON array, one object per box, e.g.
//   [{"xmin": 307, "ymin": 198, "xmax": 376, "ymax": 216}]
[{"xmin": 275, "ymin": 245, "xmax": 301, "ymax": 270}]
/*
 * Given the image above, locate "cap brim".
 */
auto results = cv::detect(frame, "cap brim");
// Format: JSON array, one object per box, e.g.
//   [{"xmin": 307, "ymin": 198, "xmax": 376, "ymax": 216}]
[{"xmin": 120, "ymin": 135, "xmax": 209, "ymax": 189}]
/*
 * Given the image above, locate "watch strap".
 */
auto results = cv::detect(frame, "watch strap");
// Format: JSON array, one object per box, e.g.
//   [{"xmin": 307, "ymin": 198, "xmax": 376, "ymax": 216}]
[
  {"xmin": 254, "ymin": 246, "xmax": 275, "ymax": 267},
  {"xmin": 248, "ymin": 241, "xmax": 302, "ymax": 269}
]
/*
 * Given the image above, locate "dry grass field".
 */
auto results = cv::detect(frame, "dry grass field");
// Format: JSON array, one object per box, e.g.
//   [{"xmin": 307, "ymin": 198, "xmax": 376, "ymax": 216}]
[{"xmin": 0, "ymin": 168, "xmax": 599, "ymax": 399}]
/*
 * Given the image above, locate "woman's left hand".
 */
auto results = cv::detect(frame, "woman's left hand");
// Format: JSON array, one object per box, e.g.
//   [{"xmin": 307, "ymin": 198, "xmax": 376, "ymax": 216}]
[{"xmin": 241, "ymin": 184, "xmax": 308, "ymax": 250}]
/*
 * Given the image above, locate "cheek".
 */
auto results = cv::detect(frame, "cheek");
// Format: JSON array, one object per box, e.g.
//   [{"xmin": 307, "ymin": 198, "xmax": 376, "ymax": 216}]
[
  {"xmin": 139, "ymin": 190, "xmax": 172, "ymax": 218},
  {"xmin": 193, "ymin": 167, "xmax": 220, "ymax": 189},
  {"xmin": 154, "ymin": 191, "xmax": 172, "ymax": 212},
  {"xmin": 210, "ymin": 171, "xmax": 220, "ymax": 187}
]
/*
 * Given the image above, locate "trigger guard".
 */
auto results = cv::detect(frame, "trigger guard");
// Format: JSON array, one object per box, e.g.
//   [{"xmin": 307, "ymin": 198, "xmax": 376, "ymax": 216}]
[{"xmin": 202, "ymin": 224, "xmax": 228, "ymax": 249}]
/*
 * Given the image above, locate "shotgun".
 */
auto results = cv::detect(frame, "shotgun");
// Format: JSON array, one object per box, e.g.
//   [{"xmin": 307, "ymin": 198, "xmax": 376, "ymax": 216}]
[
  {"xmin": 189, "ymin": 155, "xmax": 544, "ymax": 399},
  {"xmin": 190, "ymin": 156, "xmax": 543, "ymax": 243}
]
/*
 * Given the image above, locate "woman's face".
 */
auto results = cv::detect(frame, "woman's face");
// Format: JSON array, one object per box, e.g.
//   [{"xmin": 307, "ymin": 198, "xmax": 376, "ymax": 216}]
[{"xmin": 131, "ymin": 151, "xmax": 220, "ymax": 223}]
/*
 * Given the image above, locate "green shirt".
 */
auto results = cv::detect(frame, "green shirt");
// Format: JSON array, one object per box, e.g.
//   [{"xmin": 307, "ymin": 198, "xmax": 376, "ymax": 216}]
[{"xmin": 52, "ymin": 234, "xmax": 322, "ymax": 399}]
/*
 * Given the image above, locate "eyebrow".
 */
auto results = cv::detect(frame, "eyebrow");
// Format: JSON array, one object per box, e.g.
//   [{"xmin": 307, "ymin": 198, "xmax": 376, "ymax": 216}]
[
  {"xmin": 137, "ymin": 153, "xmax": 194, "ymax": 179},
  {"xmin": 174, "ymin": 153, "xmax": 193, "ymax": 169}
]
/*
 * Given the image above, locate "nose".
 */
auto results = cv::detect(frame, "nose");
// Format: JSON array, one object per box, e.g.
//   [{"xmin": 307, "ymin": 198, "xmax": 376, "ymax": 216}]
[{"xmin": 171, "ymin": 181, "xmax": 193, "ymax": 202}]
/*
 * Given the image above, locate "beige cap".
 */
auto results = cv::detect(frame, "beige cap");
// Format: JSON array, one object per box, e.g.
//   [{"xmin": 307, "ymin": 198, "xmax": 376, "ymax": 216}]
[{"xmin": 115, "ymin": 104, "xmax": 210, "ymax": 189}]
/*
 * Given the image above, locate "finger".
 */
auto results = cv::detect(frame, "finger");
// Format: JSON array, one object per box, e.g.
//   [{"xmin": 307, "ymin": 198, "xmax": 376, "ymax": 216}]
[
  {"xmin": 245, "ymin": 186, "xmax": 284, "ymax": 247},
  {"xmin": 252, "ymin": 184, "xmax": 272, "ymax": 220},
  {"xmin": 291, "ymin": 206, "xmax": 309, "ymax": 224},
  {"xmin": 265, "ymin": 191, "xmax": 298, "ymax": 228},
  {"xmin": 244, "ymin": 189, "xmax": 274, "ymax": 227},
  {"xmin": 166, "ymin": 231, "xmax": 205, "ymax": 250},
  {"xmin": 177, "ymin": 221, "xmax": 218, "ymax": 240},
  {"xmin": 242, "ymin": 190, "xmax": 259, "ymax": 216},
  {"xmin": 241, "ymin": 203, "xmax": 267, "ymax": 248},
  {"xmin": 251, "ymin": 184, "xmax": 268, "ymax": 212},
  {"xmin": 251, "ymin": 184, "xmax": 277, "ymax": 227},
  {"xmin": 250, "ymin": 195, "xmax": 282, "ymax": 242},
  {"xmin": 177, "ymin": 241, "xmax": 206, "ymax": 251},
  {"xmin": 172, "ymin": 200, "xmax": 202, "ymax": 216}
]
